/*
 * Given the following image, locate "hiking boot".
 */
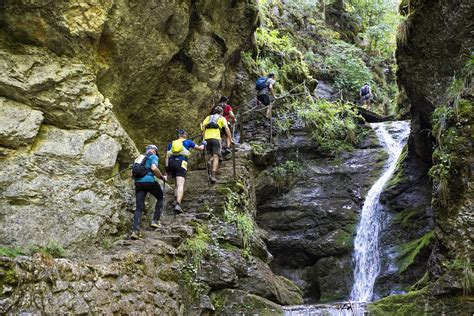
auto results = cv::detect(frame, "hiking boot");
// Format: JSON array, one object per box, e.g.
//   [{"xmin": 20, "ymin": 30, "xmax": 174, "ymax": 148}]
[
  {"xmin": 130, "ymin": 231, "xmax": 142, "ymax": 240},
  {"xmin": 209, "ymin": 172, "xmax": 218, "ymax": 184},
  {"xmin": 150, "ymin": 220, "xmax": 160, "ymax": 228},
  {"xmin": 174, "ymin": 203, "xmax": 184, "ymax": 214},
  {"xmin": 222, "ymin": 147, "xmax": 231, "ymax": 156}
]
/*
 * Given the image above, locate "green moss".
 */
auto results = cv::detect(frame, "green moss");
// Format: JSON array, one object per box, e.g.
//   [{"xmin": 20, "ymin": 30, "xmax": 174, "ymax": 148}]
[
  {"xmin": 396, "ymin": 230, "xmax": 435, "ymax": 273},
  {"xmin": 368, "ymin": 288, "xmax": 428, "ymax": 315},
  {"xmin": 385, "ymin": 145, "xmax": 408, "ymax": 190},
  {"xmin": 122, "ymin": 253, "xmax": 146, "ymax": 274},
  {"xmin": 429, "ymin": 58, "xmax": 473, "ymax": 210},
  {"xmin": 250, "ymin": 141, "xmax": 274, "ymax": 157},
  {"xmin": 368, "ymin": 288, "xmax": 468, "ymax": 315},
  {"xmin": 0, "ymin": 247, "xmax": 26, "ymax": 258},
  {"xmin": 184, "ymin": 224, "xmax": 211, "ymax": 268},
  {"xmin": 393, "ymin": 207, "xmax": 424, "ymax": 229}
]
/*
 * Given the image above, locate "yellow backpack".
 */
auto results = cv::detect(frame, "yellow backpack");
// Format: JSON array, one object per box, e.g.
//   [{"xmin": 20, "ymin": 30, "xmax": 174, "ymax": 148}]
[{"xmin": 170, "ymin": 139, "xmax": 190, "ymax": 157}]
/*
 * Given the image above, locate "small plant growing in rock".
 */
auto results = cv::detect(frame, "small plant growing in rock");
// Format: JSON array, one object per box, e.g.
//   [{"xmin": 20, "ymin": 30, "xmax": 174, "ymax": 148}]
[
  {"xmin": 30, "ymin": 240, "xmax": 66, "ymax": 258},
  {"xmin": 449, "ymin": 255, "xmax": 473, "ymax": 296},
  {"xmin": 250, "ymin": 142, "xmax": 266, "ymax": 156},
  {"xmin": 271, "ymin": 160, "xmax": 302, "ymax": 192},
  {"xmin": 184, "ymin": 224, "xmax": 211, "ymax": 269}
]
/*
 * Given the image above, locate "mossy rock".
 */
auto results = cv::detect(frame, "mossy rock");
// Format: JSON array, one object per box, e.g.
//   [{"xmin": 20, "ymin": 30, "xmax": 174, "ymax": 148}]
[
  {"xmin": 368, "ymin": 288, "xmax": 470, "ymax": 315},
  {"xmin": 210, "ymin": 289, "xmax": 283, "ymax": 315}
]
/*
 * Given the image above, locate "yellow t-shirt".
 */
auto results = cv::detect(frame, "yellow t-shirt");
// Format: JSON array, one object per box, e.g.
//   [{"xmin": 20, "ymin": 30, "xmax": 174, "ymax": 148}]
[{"xmin": 202, "ymin": 115, "xmax": 227, "ymax": 140}]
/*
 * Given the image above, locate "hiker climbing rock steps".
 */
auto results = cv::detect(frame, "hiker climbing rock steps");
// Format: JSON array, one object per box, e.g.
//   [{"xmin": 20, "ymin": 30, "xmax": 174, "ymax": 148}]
[
  {"xmin": 256, "ymin": 73, "xmax": 277, "ymax": 118},
  {"xmin": 201, "ymin": 106, "xmax": 233, "ymax": 184},
  {"xmin": 212, "ymin": 96, "xmax": 235, "ymax": 158},
  {"xmin": 360, "ymin": 83, "xmax": 373, "ymax": 111},
  {"xmin": 130, "ymin": 144, "xmax": 167, "ymax": 240},
  {"xmin": 165, "ymin": 130, "xmax": 206, "ymax": 214}
]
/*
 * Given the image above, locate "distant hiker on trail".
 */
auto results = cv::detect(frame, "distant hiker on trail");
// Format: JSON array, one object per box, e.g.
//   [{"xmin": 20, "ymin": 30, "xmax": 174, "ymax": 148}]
[
  {"xmin": 130, "ymin": 144, "xmax": 167, "ymax": 240},
  {"xmin": 256, "ymin": 73, "xmax": 276, "ymax": 118},
  {"xmin": 201, "ymin": 106, "xmax": 233, "ymax": 183},
  {"xmin": 165, "ymin": 130, "xmax": 206, "ymax": 214},
  {"xmin": 360, "ymin": 83, "xmax": 373, "ymax": 110},
  {"xmin": 211, "ymin": 96, "xmax": 235, "ymax": 157}
]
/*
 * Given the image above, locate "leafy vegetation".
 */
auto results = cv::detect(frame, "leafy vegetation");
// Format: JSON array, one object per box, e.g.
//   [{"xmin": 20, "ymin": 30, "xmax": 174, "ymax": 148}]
[
  {"xmin": 220, "ymin": 184, "xmax": 255, "ymax": 251},
  {"xmin": 297, "ymin": 99, "xmax": 362, "ymax": 154},
  {"xmin": 250, "ymin": 0, "xmax": 404, "ymax": 115},
  {"xmin": 271, "ymin": 160, "xmax": 302, "ymax": 191},
  {"xmin": 448, "ymin": 255, "xmax": 474, "ymax": 296},
  {"xmin": 184, "ymin": 224, "xmax": 211, "ymax": 268},
  {"xmin": 429, "ymin": 57, "xmax": 473, "ymax": 208},
  {"xmin": 325, "ymin": 40, "xmax": 374, "ymax": 97},
  {"xmin": 0, "ymin": 247, "xmax": 26, "ymax": 258}
]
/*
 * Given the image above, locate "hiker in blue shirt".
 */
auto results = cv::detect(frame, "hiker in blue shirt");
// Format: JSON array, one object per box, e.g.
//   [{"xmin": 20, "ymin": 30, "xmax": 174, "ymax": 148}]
[
  {"xmin": 165, "ymin": 130, "xmax": 206, "ymax": 213},
  {"xmin": 131, "ymin": 144, "xmax": 167, "ymax": 239}
]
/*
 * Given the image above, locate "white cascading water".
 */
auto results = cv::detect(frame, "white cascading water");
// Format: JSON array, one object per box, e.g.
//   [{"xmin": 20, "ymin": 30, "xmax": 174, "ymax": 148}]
[{"xmin": 350, "ymin": 121, "xmax": 410, "ymax": 302}]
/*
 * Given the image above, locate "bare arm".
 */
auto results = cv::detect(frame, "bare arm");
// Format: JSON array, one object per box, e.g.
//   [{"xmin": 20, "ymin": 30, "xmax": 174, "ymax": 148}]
[
  {"xmin": 224, "ymin": 125, "xmax": 232, "ymax": 147},
  {"xmin": 269, "ymin": 83, "xmax": 275, "ymax": 97},
  {"xmin": 195, "ymin": 144, "xmax": 205, "ymax": 151},
  {"xmin": 229, "ymin": 110, "xmax": 236, "ymax": 123},
  {"xmin": 151, "ymin": 164, "xmax": 165, "ymax": 180},
  {"xmin": 165, "ymin": 151, "xmax": 169, "ymax": 168}
]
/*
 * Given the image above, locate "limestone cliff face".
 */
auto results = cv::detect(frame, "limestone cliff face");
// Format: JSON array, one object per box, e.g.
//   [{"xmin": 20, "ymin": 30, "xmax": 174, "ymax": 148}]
[{"xmin": 0, "ymin": 0, "xmax": 258, "ymax": 249}]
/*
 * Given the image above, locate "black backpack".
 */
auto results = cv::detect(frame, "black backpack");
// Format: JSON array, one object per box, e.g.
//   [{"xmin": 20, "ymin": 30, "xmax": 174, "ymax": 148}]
[
  {"xmin": 206, "ymin": 114, "xmax": 220, "ymax": 129},
  {"xmin": 131, "ymin": 154, "xmax": 152, "ymax": 179}
]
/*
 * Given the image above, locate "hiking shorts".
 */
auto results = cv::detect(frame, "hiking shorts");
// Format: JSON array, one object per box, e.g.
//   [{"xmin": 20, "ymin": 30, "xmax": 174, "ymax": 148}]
[
  {"xmin": 257, "ymin": 94, "xmax": 271, "ymax": 106},
  {"xmin": 169, "ymin": 158, "xmax": 188, "ymax": 178},
  {"xmin": 206, "ymin": 138, "xmax": 221, "ymax": 156},
  {"xmin": 361, "ymin": 94, "xmax": 371, "ymax": 101}
]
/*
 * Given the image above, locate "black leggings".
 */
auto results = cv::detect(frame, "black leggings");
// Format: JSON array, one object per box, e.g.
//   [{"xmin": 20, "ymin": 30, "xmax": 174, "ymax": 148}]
[{"xmin": 133, "ymin": 182, "xmax": 164, "ymax": 231}]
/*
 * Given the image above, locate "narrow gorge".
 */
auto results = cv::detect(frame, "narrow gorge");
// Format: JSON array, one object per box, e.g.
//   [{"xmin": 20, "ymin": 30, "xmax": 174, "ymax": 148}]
[{"xmin": 0, "ymin": 0, "xmax": 472, "ymax": 315}]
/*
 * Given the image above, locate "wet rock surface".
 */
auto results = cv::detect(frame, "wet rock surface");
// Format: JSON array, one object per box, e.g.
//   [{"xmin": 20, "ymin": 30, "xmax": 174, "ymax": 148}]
[{"xmin": 254, "ymin": 127, "xmax": 388, "ymax": 303}]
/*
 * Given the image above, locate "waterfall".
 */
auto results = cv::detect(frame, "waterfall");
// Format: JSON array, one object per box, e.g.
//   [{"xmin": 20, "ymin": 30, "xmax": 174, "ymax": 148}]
[{"xmin": 350, "ymin": 121, "xmax": 410, "ymax": 302}]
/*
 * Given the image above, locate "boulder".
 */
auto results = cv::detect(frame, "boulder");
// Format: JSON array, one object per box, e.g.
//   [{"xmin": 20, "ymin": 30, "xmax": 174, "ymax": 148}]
[{"xmin": 0, "ymin": 98, "xmax": 43, "ymax": 148}]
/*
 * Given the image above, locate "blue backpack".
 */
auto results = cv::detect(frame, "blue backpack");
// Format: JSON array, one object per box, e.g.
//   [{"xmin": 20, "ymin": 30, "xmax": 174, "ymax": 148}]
[{"xmin": 255, "ymin": 76, "xmax": 268, "ymax": 91}]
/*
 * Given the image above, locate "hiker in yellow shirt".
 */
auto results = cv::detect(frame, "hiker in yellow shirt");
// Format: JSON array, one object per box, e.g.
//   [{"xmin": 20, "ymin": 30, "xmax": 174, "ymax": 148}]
[
  {"xmin": 201, "ymin": 106, "xmax": 233, "ymax": 183},
  {"xmin": 166, "ymin": 130, "xmax": 206, "ymax": 213}
]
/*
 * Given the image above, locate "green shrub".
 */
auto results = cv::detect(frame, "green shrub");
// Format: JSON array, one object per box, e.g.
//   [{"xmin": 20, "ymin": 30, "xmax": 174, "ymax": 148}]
[
  {"xmin": 297, "ymin": 98, "xmax": 362, "ymax": 155},
  {"xmin": 429, "ymin": 58, "xmax": 473, "ymax": 207},
  {"xmin": 271, "ymin": 160, "xmax": 302, "ymax": 191}
]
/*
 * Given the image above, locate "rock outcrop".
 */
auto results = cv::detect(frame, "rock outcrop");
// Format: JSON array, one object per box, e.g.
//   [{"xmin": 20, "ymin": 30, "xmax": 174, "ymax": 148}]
[
  {"xmin": 371, "ymin": 0, "xmax": 473, "ymax": 312},
  {"xmin": 1, "ymin": 147, "xmax": 303, "ymax": 314},
  {"xmin": 0, "ymin": 0, "xmax": 258, "ymax": 250}
]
